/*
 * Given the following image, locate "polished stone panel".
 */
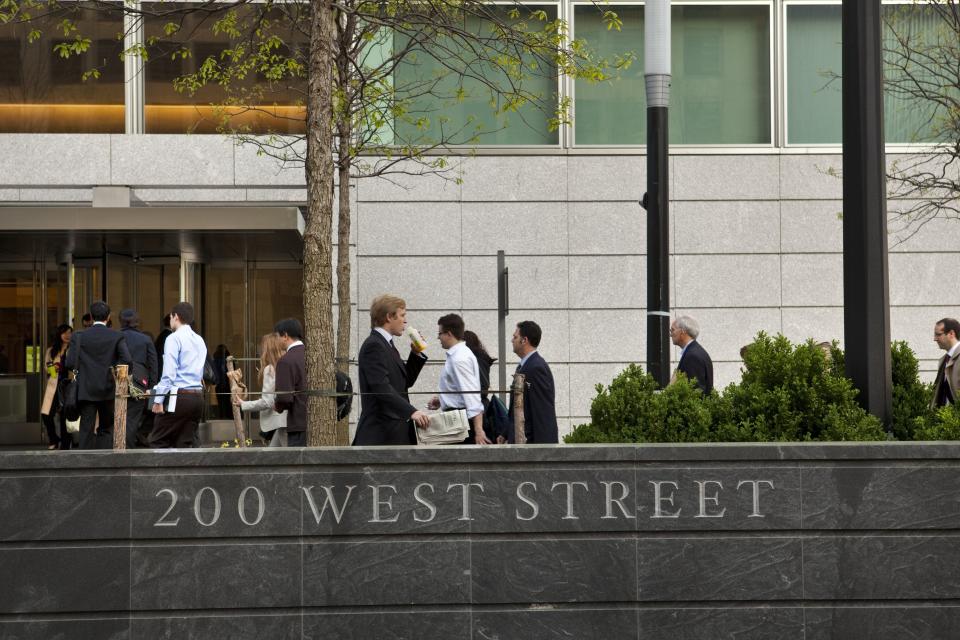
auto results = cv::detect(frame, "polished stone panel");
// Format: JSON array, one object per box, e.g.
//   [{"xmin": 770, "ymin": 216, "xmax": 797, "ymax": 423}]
[
  {"xmin": 300, "ymin": 470, "xmax": 472, "ymax": 535},
  {"xmin": 802, "ymin": 465, "xmax": 960, "ymax": 530},
  {"xmin": 636, "ymin": 467, "xmax": 801, "ymax": 531},
  {"xmin": 470, "ymin": 468, "xmax": 638, "ymax": 533},
  {"xmin": 0, "ymin": 546, "xmax": 130, "ymax": 613},
  {"xmin": 638, "ymin": 607, "xmax": 805, "ymax": 640},
  {"xmin": 304, "ymin": 540, "xmax": 470, "ymax": 606},
  {"xmin": 803, "ymin": 535, "xmax": 960, "ymax": 599},
  {"xmin": 130, "ymin": 543, "xmax": 301, "ymax": 610},
  {"xmin": 131, "ymin": 472, "xmax": 302, "ymax": 539},
  {"xmin": 474, "ymin": 608, "xmax": 638, "ymax": 640},
  {"xmin": 472, "ymin": 538, "xmax": 636, "ymax": 603},
  {"xmin": 304, "ymin": 612, "xmax": 471, "ymax": 640},
  {"xmin": 0, "ymin": 619, "xmax": 129, "ymax": 640},
  {"xmin": 637, "ymin": 537, "xmax": 803, "ymax": 601},
  {"xmin": 0, "ymin": 475, "xmax": 129, "ymax": 541},
  {"xmin": 804, "ymin": 606, "xmax": 960, "ymax": 640},
  {"xmin": 132, "ymin": 614, "xmax": 301, "ymax": 640}
]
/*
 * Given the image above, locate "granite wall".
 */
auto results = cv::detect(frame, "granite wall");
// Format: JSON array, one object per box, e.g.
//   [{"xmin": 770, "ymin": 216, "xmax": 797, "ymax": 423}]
[{"xmin": 2, "ymin": 443, "xmax": 959, "ymax": 640}]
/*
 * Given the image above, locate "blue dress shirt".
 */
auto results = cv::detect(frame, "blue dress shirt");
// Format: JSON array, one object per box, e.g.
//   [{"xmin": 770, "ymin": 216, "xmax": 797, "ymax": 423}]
[{"xmin": 153, "ymin": 324, "xmax": 207, "ymax": 404}]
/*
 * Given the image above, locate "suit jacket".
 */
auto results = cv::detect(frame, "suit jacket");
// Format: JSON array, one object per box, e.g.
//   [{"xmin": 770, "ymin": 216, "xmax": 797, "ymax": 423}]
[
  {"xmin": 508, "ymin": 351, "xmax": 558, "ymax": 444},
  {"xmin": 275, "ymin": 344, "xmax": 307, "ymax": 434},
  {"xmin": 931, "ymin": 349, "xmax": 960, "ymax": 409},
  {"xmin": 678, "ymin": 340, "xmax": 714, "ymax": 395},
  {"xmin": 121, "ymin": 327, "xmax": 159, "ymax": 389},
  {"xmin": 64, "ymin": 324, "xmax": 132, "ymax": 402},
  {"xmin": 353, "ymin": 330, "xmax": 427, "ymax": 446}
]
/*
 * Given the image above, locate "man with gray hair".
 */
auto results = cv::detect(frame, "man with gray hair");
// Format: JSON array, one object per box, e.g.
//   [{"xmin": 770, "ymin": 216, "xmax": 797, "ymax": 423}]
[{"xmin": 669, "ymin": 315, "xmax": 713, "ymax": 394}]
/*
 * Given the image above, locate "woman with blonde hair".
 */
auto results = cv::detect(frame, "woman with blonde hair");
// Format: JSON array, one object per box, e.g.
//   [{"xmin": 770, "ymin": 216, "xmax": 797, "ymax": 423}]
[{"xmin": 234, "ymin": 333, "xmax": 288, "ymax": 446}]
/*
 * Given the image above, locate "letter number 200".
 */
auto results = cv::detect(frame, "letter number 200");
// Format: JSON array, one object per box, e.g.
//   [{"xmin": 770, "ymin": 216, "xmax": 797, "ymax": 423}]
[{"xmin": 153, "ymin": 486, "xmax": 265, "ymax": 528}]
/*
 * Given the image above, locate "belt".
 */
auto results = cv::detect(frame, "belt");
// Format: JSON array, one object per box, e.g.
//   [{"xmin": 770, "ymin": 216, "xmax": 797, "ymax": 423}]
[{"xmin": 176, "ymin": 388, "xmax": 204, "ymax": 395}]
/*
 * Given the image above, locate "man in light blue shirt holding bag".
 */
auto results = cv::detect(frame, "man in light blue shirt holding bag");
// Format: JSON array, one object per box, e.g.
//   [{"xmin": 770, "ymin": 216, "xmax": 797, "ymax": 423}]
[{"xmin": 149, "ymin": 301, "xmax": 207, "ymax": 448}]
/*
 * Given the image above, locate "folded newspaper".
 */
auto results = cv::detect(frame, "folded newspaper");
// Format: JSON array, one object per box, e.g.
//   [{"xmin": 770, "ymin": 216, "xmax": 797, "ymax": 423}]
[{"xmin": 416, "ymin": 409, "xmax": 469, "ymax": 445}]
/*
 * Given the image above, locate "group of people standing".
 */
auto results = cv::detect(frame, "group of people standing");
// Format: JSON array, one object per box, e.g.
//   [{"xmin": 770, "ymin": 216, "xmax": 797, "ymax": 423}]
[{"xmin": 352, "ymin": 294, "xmax": 559, "ymax": 446}]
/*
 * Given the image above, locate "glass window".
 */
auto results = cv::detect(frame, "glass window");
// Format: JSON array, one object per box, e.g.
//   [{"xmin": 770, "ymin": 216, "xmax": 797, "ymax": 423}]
[
  {"xmin": 573, "ymin": 4, "xmax": 771, "ymax": 145},
  {"xmin": 143, "ymin": 3, "xmax": 307, "ymax": 134},
  {"xmin": 0, "ymin": 3, "xmax": 124, "ymax": 133},
  {"xmin": 786, "ymin": 3, "xmax": 949, "ymax": 144},
  {"xmin": 392, "ymin": 6, "xmax": 560, "ymax": 146}
]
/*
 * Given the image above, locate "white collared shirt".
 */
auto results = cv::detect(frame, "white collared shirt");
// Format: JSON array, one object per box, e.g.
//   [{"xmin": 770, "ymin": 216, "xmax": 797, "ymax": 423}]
[
  {"xmin": 286, "ymin": 340, "xmax": 303, "ymax": 352},
  {"xmin": 949, "ymin": 342, "xmax": 960, "ymax": 359},
  {"xmin": 518, "ymin": 349, "xmax": 538, "ymax": 370},
  {"xmin": 439, "ymin": 341, "xmax": 484, "ymax": 419},
  {"xmin": 374, "ymin": 327, "xmax": 394, "ymax": 346},
  {"xmin": 93, "ymin": 321, "xmax": 107, "ymax": 327}
]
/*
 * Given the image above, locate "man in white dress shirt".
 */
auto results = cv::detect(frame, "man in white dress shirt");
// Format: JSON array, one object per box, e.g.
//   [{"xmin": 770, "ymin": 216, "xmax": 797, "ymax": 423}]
[{"xmin": 428, "ymin": 314, "xmax": 488, "ymax": 444}]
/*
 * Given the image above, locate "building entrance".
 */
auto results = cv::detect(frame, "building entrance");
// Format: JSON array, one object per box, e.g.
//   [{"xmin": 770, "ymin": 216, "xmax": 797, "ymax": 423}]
[{"xmin": 0, "ymin": 207, "xmax": 305, "ymax": 446}]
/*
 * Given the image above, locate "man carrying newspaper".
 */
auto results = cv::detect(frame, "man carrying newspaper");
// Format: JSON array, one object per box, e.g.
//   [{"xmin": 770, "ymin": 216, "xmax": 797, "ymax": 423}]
[{"xmin": 426, "ymin": 314, "xmax": 488, "ymax": 445}]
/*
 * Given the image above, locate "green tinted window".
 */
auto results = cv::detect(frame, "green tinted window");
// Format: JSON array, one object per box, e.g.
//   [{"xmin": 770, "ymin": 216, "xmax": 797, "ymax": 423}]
[
  {"xmin": 786, "ymin": 4, "xmax": 949, "ymax": 144},
  {"xmin": 573, "ymin": 4, "xmax": 771, "ymax": 145}
]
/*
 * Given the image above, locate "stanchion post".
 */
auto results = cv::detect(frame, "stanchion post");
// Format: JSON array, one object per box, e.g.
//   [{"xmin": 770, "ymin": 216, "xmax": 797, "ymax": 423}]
[
  {"xmin": 512, "ymin": 373, "xmax": 526, "ymax": 445},
  {"xmin": 226, "ymin": 356, "xmax": 247, "ymax": 447},
  {"xmin": 113, "ymin": 364, "xmax": 129, "ymax": 450}
]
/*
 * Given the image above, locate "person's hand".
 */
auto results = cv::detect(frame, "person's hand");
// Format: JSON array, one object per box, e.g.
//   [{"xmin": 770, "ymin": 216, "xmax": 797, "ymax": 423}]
[
  {"xmin": 427, "ymin": 395, "xmax": 440, "ymax": 410},
  {"xmin": 411, "ymin": 410, "xmax": 430, "ymax": 428},
  {"xmin": 151, "ymin": 403, "xmax": 164, "ymax": 415},
  {"xmin": 232, "ymin": 395, "xmax": 242, "ymax": 407},
  {"xmin": 475, "ymin": 431, "xmax": 493, "ymax": 445},
  {"xmin": 496, "ymin": 435, "xmax": 507, "ymax": 444}
]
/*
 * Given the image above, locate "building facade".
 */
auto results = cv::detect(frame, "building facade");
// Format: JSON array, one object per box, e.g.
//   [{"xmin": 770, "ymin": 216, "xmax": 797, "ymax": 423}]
[{"xmin": 1, "ymin": 0, "xmax": 956, "ymax": 443}]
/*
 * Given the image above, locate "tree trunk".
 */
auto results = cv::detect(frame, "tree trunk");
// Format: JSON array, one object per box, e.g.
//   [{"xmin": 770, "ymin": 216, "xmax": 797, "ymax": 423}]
[{"xmin": 304, "ymin": 0, "xmax": 338, "ymax": 446}]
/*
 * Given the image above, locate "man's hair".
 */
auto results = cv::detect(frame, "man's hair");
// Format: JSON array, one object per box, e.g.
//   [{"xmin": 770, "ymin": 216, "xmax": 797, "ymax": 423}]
[
  {"xmin": 81, "ymin": 313, "xmax": 92, "ymax": 323},
  {"xmin": 274, "ymin": 317, "xmax": 304, "ymax": 340},
  {"xmin": 675, "ymin": 315, "xmax": 700, "ymax": 339},
  {"xmin": 437, "ymin": 313, "xmax": 465, "ymax": 340},
  {"xmin": 516, "ymin": 320, "xmax": 542, "ymax": 348},
  {"xmin": 171, "ymin": 301, "xmax": 195, "ymax": 326},
  {"xmin": 370, "ymin": 294, "xmax": 406, "ymax": 328},
  {"xmin": 938, "ymin": 318, "xmax": 960, "ymax": 338},
  {"xmin": 119, "ymin": 308, "xmax": 140, "ymax": 329},
  {"xmin": 90, "ymin": 301, "xmax": 110, "ymax": 322}
]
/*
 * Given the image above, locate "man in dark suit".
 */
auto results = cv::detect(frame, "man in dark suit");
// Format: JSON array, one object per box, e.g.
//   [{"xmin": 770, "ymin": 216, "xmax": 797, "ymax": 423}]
[
  {"xmin": 353, "ymin": 294, "xmax": 430, "ymax": 446},
  {"xmin": 64, "ymin": 301, "xmax": 132, "ymax": 449},
  {"xmin": 669, "ymin": 315, "xmax": 714, "ymax": 394},
  {"xmin": 930, "ymin": 317, "xmax": 960, "ymax": 408},
  {"xmin": 509, "ymin": 320, "xmax": 558, "ymax": 444},
  {"xmin": 119, "ymin": 308, "xmax": 158, "ymax": 448},
  {"xmin": 274, "ymin": 318, "xmax": 308, "ymax": 446}
]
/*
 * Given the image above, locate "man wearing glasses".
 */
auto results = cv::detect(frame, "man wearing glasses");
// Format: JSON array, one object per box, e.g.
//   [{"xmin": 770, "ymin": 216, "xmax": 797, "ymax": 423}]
[
  {"xmin": 931, "ymin": 318, "xmax": 960, "ymax": 408},
  {"xmin": 669, "ymin": 315, "xmax": 714, "ymax": 395}
]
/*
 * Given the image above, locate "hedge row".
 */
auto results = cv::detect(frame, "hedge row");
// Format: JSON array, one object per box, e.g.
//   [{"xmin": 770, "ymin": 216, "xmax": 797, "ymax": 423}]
[{"xmin": 565, "ymin": 333, "xmax": 960, "ymax": 444}]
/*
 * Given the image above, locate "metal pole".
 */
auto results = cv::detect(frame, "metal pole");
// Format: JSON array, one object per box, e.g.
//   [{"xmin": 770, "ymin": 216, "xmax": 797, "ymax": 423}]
[
  {"xmin": 842, "ymin": 0, "xmax": 892, "ymax": 427},
  {"xmin": 497, "ymin": 250, "xmax": 508, "ymax": 404},
  {"xmin": 644, "ymin": 0, "xmax": 671, "ymax": 387}
]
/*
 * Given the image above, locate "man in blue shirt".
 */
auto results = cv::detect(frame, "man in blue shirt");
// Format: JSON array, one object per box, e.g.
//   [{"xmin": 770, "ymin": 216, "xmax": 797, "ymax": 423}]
[{"xmin": 149, "ymin": 302, "xmax": 207, "ymax": 448}]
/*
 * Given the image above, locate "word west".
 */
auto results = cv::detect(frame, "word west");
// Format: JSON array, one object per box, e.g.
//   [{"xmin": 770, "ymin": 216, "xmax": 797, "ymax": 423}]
[{"xmin": 152, "ymin": 479, "xmax": 775, "ymax": 528}]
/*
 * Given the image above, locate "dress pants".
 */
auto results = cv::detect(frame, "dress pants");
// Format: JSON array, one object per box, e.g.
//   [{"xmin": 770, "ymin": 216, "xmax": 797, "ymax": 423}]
[
  {"xmin": 148, "ymin": 393, "xmax": 204, "ymax": 449},
  {"xmin": 78, "ymin": 400, "xmax": 114, "ymax": 450},
  {"xmin": 286, "ymin": 431, "xmax": 306, "ymax": 447},
  {"xmin": 125, "ymin": 398, "xmax": 148, "ymax": 449}
]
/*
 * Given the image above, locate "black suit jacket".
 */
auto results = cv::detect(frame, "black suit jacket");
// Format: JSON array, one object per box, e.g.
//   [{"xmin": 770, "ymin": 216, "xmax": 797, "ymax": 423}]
[
  {"xmin": 353, "ymin": 330, "xmax": 427, "ymax": 446},
  {"xmin": 64, "ymin": 324, "xmax": 132, "ymax": 402},
  {"xmin": 121, "ymin": 327, "xmax": 159, "ymax": 389},
  {"xmin": 275, "ymin": 344, "xmax": 307, "ymax": 434},
  {"xmin": 678, "ymin": 340, "xmax": 714, "ymax": 394},
  {"xmin": 508, "ymin": 351, "xmax": 558, "ymax": 444}
]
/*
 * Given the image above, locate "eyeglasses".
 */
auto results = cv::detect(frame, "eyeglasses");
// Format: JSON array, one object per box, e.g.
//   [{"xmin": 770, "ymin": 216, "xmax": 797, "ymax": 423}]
[{"xmin": 935, "ymin": 332, "xmax": 946, "ymax": 338}]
